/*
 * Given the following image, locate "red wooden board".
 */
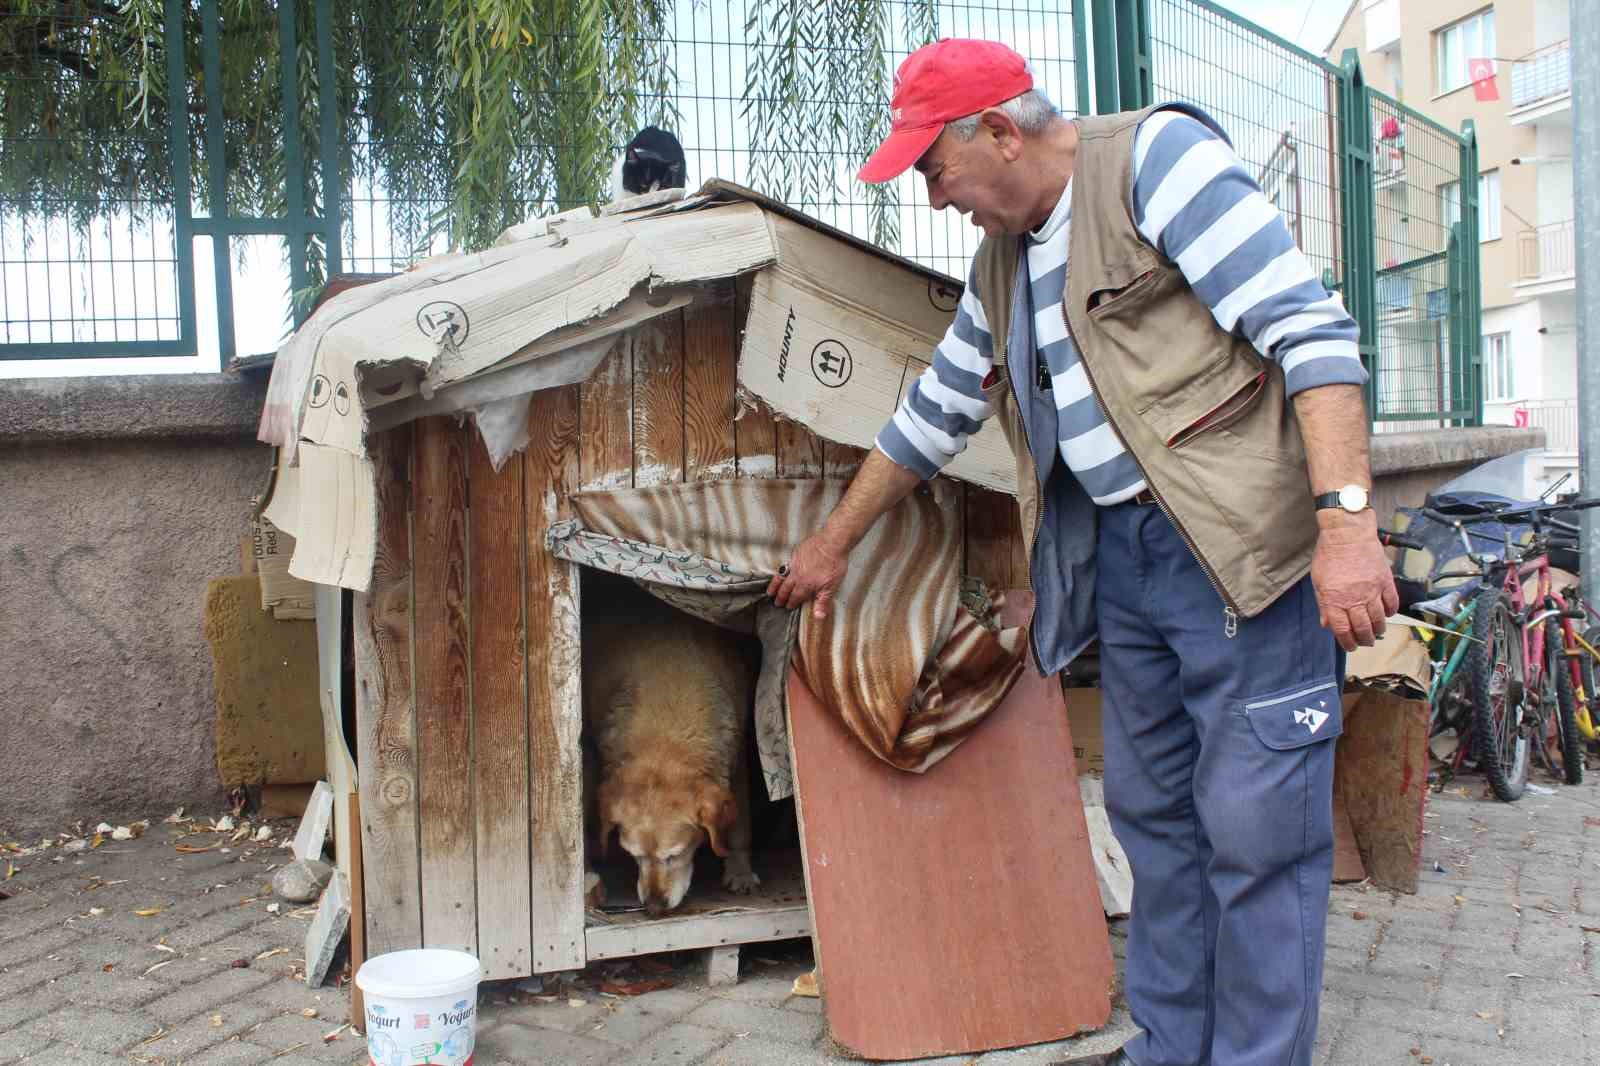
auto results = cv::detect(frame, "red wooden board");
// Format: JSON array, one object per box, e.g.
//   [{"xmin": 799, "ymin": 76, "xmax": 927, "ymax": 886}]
[{"xmin": 787, "ymin": 640, "xmax": 1113, "ymax": 1060}]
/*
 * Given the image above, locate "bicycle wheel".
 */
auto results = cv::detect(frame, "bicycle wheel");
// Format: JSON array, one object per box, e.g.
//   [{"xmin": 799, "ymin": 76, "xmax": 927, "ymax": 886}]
[
  {"xmin": 1579, "ymin": 623, "xmax": 1600, "ymax": 731},
  {"xmin": 1544, "ymin": 619, "xmax": 1584, "ymax": 784},
  {"xmin": 1466, "ymin": 589, "xmax": 1529, "ymax": 801}
]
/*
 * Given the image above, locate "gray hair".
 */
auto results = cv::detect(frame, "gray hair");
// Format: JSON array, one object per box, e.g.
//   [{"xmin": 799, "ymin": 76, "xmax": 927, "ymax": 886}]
[{"xmin": 945, "ymin": 89, "xmax": 1060, "ymax": 141}]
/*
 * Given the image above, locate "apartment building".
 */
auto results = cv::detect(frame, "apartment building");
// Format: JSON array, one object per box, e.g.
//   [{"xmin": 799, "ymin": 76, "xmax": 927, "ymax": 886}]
[{"xmin": 1328, "ymin": 0, "xmax": 1576, "ymax": 478}]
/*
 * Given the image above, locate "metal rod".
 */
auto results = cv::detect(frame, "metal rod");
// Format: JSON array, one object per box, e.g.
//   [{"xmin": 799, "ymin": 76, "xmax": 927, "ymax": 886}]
[
  {"xmin": 1574, "ymin": 2, "xmax": 1600, "ymax": 606},
  {"xmin": 278, "ymin": 0, "xmax": 309, "ymax": 323},
  {"xmin": 164, "ymin": 0, "xmax": 199, "ymax": 358},
  {"xmin": 200, "ymin": 0, "xmax": 235, "ymax": 365},
  {"xmin": 315, "ymin": 0, "xmax": 343, "ymax": 279}
]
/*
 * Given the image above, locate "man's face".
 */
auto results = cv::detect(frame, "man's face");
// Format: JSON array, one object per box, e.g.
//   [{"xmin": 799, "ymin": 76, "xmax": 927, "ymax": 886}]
[{"xmin": 914, "ymin": 120, "xmax": 1027, "ymax": 236}]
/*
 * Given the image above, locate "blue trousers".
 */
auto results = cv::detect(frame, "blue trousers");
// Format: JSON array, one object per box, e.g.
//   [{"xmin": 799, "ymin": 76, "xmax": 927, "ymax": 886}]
[{"xmin": 1095, "ymin": 502, "xmax": 1341, "ymax": 1066}]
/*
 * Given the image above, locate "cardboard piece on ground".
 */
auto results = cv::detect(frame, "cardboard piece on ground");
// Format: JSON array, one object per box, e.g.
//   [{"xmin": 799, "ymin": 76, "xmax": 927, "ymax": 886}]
[
  {"xmin": 1063, "ymin": 687, "xmax": 1106, "ymax": 775},
  {"xmin": 1331, "ymin": 788, "xmax": 1367, "ymax": 883},
  {"xmin": 1334, "ymin": 688, "xmax": 1430, "ymax": 893},
  {"xmin": 736, "ymin": 211, "xmax": 1016, "ymax": 496},
  {"xmin": 203, "ymin": 576, "xmax": 325, "ymax": 787},
  {"xmin": 305, "ymin": 870, "xmax": 351, "ymax": 988},
  {"xmin": 787, "ymin": 641, "xmax": 1112, "ymax": 1059},
  {"xmin": 1345, "ymin": 624, "xmax": 1431, "ymax": 697},
  {"xmin": 294, "ymin": 781, "xmax": 336, "ymax": 864},
  {"xmin": 260, "ymin": 784, "xmax": 315, "ymax": 819},
  {"xmin": 315, "ymin": 583, "xmax": 357, "ymax": 883}
]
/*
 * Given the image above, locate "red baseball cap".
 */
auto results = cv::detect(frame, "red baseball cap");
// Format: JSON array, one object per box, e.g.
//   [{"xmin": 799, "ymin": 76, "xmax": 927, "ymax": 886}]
[{"xmin": 858, "ymin": 38, "xmax": 1035, "ymax": 184}]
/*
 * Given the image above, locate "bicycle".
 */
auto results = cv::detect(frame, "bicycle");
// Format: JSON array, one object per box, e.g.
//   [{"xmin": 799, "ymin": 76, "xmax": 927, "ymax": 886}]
[{"xmin": 1402, "ymin": 495, "xmax": 1600, "ymax": 800}]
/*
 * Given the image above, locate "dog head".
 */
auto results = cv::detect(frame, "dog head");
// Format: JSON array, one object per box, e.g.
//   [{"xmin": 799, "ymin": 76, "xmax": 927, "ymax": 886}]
[{"xmin": 598, "ymin": 772, "xmax": 736, "ymax": 916}]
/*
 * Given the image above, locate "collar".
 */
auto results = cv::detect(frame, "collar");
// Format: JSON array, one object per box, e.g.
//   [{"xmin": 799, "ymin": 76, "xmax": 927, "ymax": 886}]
[{"xmin": 1028, "ymin": 177, "xmax": 1072, "ymax": 245}]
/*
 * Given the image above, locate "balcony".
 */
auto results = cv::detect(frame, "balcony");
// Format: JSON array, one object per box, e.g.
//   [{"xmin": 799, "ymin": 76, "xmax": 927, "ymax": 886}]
[
  {"xmin": 1509, "ymin": 40, "xmax": 1571, "ymax": 126},
  {"xmin": 1516, "ymin": 219, "xmax": 1575, "ymax": 296},
  {"xmin": 1363, "ymin": 0, "xmax": 1400, "ymax": 53}
]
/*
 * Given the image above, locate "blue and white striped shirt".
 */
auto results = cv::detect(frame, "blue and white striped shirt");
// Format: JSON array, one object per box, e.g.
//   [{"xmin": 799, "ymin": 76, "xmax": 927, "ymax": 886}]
[{"xmin": 877, "ymin": 109, "xmax": 1368, "ymax": 505}]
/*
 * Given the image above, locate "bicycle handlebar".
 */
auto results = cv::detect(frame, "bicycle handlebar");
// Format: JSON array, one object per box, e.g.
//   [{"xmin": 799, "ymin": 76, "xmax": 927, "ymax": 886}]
[{"xmin": 1376, "ymin": 528, "xmax": 1425, "ymax": 551}]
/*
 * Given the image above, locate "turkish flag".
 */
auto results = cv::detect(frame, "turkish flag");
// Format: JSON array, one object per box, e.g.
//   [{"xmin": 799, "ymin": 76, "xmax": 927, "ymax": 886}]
[{"xmin": 1469, "ymin": 58, "xmax": 1499, "ymax": 101}]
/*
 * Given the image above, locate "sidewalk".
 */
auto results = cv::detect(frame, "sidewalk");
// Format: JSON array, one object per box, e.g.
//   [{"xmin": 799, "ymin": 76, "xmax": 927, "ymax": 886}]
[{"xmin": 2, "ymin": 773, "xmax": 1597, "ymax": 1066}]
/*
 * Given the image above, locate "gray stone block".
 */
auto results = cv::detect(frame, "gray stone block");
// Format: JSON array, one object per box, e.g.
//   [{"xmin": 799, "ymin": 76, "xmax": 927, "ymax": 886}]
[
  {"xmin": 142, "ymin": 966, "xmax": 277, "ymax": 1027},
  {"xmin": 473, "ymin": 1020, "xmax": 620, "ymax": 1066},
  {"xmin": 686, "ymin": 998, "xmax": 824, "ymax": 1045},
  {"xmin": 614, "ymin": 1021, "xmax": 733, "ymax": 1065},
  {"xmin": 702, "ymin": 1034, "xmax": 835, "ymax": 1064},
  {"xmin": 235, "ymin": 1012, "xmax": 361, "ymax": 1062},
  {"xmin": 18, "ymin": 1004, "xmax": 160, "ymax": 1054}
]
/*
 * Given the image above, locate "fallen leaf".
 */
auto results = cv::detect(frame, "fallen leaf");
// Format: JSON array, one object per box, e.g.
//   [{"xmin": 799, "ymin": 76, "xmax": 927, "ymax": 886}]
[
  {"xmin": 266, "ymin": 902, "xmax": 281, "ymax": 915},
  {"xmin": 1452, "ymin": 895, "xmax": 1466, "ymax": 907},
  {"xmin": 255, "ymin": 948, "xmax": 289, "ymax": 961},
  {"xmin": 1581, "ymin": 925, "xmax": 1600, "ymax": 934},
  {"xmin": 791, "ymin": 969, "xmax": 820, "ymax": 997},
  {"xmin": 133, "ymin": 907, "xmax": 162, "ymax": 917},
  {"xmin": 210, "ymin": 1014, "xmax": 223, "ymax": 1028},
  {"xmin": 321, "ymin": 1024, "xmax": 348, "ymax": 1043},
  {"xmin": 1351, "ymin": 911, "xmax": 1368, "ymax": 921},
  {"xmin": 112, "ymin": 826, "xmax": 135, "ymax": 841},
  {"xmin": 142, "ymin": 960, "xmax": 174, "ymax": 977},
  {"xmin": 1420, "ymin": 1057, "xmax": 1433, "ymax": 1064},
  {"xmin": 163, "ymin": 808, "xmax": 187, "ymax": 824},
  {"xmin": 567, "ymin": 998, "xmax": 586, "ymax": 1008},
  {"xmin": 87, "ymin": 907, "xmax": 106, "ymax": 917},
  {"xmin": 102, "ymin": 963, "xmax": 115, "ymax": 973},
  {"xmin": 4, "ymin": 862, "xmax": 13, "ymax": 880},
  {"xmin": 301, "ymin": 1008, "xmax": 318, "ymax": 1018},
  {"xmin": 154, "ymin": 943, "xmax": 176, "ymax": 954},
  {"xmin": 95, "ymin": 822, "xmax": 113, "ymax": 835},
  {"xmin": 1506, "ymin": 972, "xmax": 1525, "ymax": 979},
  {"xmin": 175, "ymin": 842, "xmax": 221, "ymax": 854},
  {"xmin": 598, "ymin": 978, "xmax": 674, "ymax": 996},
  {"xmin": 269, "ymin": 1042, "xmax": 308, "ymax": 1058},
  {"xmin": 254, "ymin": 826, "xmax": 273, "ymax": 842},
  {"xmin": 90, "ymin": 833, "xmax": 104, "ymax": 849},
  {"xmin": 215, "ymin": 815, "xmax": 235, "ymax": 832},
  {"xmin": 1474, "ymin": 1011, "xmax": 1494, "ymax": 1020},
  {"xmin": 230, "ymin": 959, "xmax": 249, "ymax": 969},
  {"xmin": 231, "ymin": 827, "xmax": 250, "ymax": 843}
]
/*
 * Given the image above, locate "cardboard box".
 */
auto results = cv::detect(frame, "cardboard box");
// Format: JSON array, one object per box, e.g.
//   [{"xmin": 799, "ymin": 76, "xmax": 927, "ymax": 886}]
[
  {"xmin": 1061, "ymin": 686, "xmax": 1105, "ymax": 775},
  {"xmin": 250, "ymin": 492, "xmax": 316, "ymax": 619},
  {"xmin": 737, "ymin": 212, "xmax": 1017, "ymax": 495}
]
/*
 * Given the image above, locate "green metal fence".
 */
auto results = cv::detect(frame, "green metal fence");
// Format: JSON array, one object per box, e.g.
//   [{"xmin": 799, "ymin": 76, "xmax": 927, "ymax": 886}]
[{"xmin": 0, "ymin": 0, "xmax": 1481, "ymax": 425}]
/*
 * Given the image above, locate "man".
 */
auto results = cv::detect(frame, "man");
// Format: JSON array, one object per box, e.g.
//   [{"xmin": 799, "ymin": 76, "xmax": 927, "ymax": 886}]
[{"xmin": 768, "ymin": 38, "xmax": 1398, "ymax": 1066}]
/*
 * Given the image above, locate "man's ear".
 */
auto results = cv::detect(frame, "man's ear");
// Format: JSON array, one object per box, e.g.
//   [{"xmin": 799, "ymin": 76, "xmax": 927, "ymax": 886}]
[
  {"xmin": 979, "ymin": 108, "xmax": 1026, "ymax": 162},
  {"xmin": 695, "ymin": 781, "xmax": 737, "ymax": 858}
]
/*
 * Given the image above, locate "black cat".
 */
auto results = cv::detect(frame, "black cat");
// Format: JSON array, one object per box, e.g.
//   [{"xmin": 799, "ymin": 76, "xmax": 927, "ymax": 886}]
[{"xmin": 611, "ymin": 126, "xmax": 688, "ymax": 199}]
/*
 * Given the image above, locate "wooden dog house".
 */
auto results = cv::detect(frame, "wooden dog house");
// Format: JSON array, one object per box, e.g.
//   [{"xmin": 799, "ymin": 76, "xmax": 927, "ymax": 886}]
[{"xmin": 263, "ymin": 184, "xmax": 1113, "ymax": 1057}]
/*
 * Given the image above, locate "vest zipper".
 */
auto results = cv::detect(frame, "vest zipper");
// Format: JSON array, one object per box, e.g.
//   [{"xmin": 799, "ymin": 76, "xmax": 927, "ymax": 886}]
[{"xmin": 1058, "ymin": 302, "xmax": 1243, "ymax": 635}]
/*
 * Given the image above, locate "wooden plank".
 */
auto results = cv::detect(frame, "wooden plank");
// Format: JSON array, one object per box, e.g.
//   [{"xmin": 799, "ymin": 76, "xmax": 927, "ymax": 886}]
[
  {"xmin": 787, "ymin": 637, "xmax": 1112, "ymax": 1059},
  {"xmin": 736, "ymin": 396, "xmax": 779, "ymax": 480},
  {"xmin": 411, "ymin": 415, "xmax": 477, "ymax": 955},
  {"xmin": 348, "ymin": 792, "xmax": 367, "ymax": 1033},
  {"xmin": 585, "ymin": 903, "xmax": 812, "ymax": 961},
  {"xmin": 353, "ymin": 424, "xmax": 422, "ymax": 956},
  {"xmin": 579, "ymin": 336, "xmax": 635, "ymax": 491},
  {"xmin": 825, "ymin": 442, "xmax": 870, "ymax": 481},
  {"xmin": 523, "ymin": 384, "xmax": 587, "ymax": 973},
  {"xmin": 775, "ymin": 418, "xmax": 826, "ymax": 479},
  {"xmin": 683, "ymin": 300, "xmax": 738, "ymax": 481},
  {"xmin": 468, "ymin": 430, "xmax": 533, "ymax": 979},
  {"xmin": 631, "ymin": 313, "xmax": 686, "ymax": 487},
  {"xmin": 964, "ymin": 484, "xmax": 1028, "ymax": 592}
]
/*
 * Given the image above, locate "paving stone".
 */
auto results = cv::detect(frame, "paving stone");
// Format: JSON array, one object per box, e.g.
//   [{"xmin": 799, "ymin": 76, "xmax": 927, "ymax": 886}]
[
  {"xmin": 708, "ymin": 972, "xmax": 801, "ymax": 1006},
  {"xmin": 686, "ymin": 998, "xmax": 824, "ymax": 1045},
  {"xmin": 1325, "ymin": 1020, "xmax": 1424, "ymax": 1064},
  {"xmin": 236, "ymin": 1012, "xmax": 365, "ymax": 1062},
  {"xmin": 473, "ymin": 1020, "xmax": 620, "ymax": 1065},
  {"xmin": 0, "ymin": 955, "xmax": 76, "ymax": 998},
  {"xmin": 0, "ymin": 1023, "xmax": 52, "ymax": 1065},
  {"xmin": 142, "ymin": 966, "xmax": 277, "ymax": 1027},
  {"xmin": 19, "ymin": 1004, "xmax": 161, "ymax": 1054},
  {"xmin": 703, "ymin": 1034, "xmax": 836, "ymax": 1064},
  {"xmin": 613, "ymin": 1021, "xmax": 733, "ymax": 1065},
  {"xmin": 131, "ymin": 998, "xmax": 283, "ymax": 1063}
]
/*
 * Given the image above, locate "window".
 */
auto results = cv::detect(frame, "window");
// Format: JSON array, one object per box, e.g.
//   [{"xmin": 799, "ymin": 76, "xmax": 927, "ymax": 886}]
[
  {"xmin": 1439, "ymin": 172, "xmax": 1500, "ymax": 241},
  {"xmin": 1436, "ymin": 9, "xmax": 1496, "ymax": 95},
  {"xmin": 1484, "ymin": 332, "xmax": 1514, "ymax": 401}
]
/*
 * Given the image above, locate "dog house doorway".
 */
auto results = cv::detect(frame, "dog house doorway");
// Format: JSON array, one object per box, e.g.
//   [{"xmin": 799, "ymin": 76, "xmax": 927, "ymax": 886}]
[{"xmin": 577, "ymin": 566, "xmax": 811, "ymax": 967}]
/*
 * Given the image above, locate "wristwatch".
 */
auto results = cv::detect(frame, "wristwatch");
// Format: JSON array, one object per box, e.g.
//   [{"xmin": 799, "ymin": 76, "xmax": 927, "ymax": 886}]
[{"xmin": 1313, "ymin": 484, "xmax": 1370, "ymax": 514}]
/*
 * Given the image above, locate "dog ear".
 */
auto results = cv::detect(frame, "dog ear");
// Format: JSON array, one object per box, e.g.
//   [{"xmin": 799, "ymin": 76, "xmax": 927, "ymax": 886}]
[{"xmin": 695, "ymin": 781, "xmax": 737, "ymax": 858}]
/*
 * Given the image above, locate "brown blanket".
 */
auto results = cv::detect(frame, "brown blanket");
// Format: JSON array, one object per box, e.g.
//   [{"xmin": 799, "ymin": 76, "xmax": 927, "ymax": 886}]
[{"xmin": 546, "ymin": 478, "xmax": 1027, "ymax": 795}]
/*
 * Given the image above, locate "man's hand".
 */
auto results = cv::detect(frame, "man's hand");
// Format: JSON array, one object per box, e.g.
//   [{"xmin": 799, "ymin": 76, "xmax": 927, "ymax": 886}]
[
  {"xmin": 767, "ymin": 530, "xmax": 851, "ymax": 620},
  {"xmin": 1310, "ymin": 511, "xmax": 1399, "ymax": 651}
]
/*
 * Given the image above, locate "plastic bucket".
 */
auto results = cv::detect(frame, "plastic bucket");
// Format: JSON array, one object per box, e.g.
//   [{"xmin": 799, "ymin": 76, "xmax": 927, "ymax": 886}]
[{"xmin": 356, "ymin": 949, "xmax": 482, "ymax": 1066}]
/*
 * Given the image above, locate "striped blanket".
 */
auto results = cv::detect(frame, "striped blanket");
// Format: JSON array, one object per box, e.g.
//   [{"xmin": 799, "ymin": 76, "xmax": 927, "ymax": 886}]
[{"xmin": 545, "ymin": 477, "xmax": 1027, "ymax": 798}]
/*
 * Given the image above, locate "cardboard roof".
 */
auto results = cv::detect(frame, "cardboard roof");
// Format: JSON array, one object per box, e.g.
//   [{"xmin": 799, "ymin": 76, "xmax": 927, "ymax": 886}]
[{"xmin": 257, "ymin": 180, "xmax": 1015, "ymax": 591}]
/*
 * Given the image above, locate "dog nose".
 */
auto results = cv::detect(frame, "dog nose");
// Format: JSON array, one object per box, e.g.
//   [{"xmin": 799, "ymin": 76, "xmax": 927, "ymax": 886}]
[{"xmin": 644, "ymin": 897, "xmax": 668, "ymax": 917}]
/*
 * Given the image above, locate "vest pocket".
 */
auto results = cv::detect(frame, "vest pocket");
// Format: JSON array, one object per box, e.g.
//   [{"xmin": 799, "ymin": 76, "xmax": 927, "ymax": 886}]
[
  {"xmin": 1167, "ymin": 373, "xmax": 1266, "ymax": 448},
  {"xmin": 1086, "ymin": 269, "xmax": 1158, "ymax": 318}
]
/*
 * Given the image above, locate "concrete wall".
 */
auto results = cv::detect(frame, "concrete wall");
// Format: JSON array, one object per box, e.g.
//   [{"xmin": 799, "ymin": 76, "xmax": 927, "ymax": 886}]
[
  {"xmin": 0, "ymin": 375, "xmax": 270, "ymax": 837},
  {"xmin": 0, "ymin": 372, "xmax": 1546, "ymax": 837}
]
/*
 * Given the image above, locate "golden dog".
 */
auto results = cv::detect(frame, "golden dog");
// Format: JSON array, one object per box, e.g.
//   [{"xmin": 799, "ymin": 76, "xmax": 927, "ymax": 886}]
[{"xmin": 582, "ymin": 573, "xmax": 760, "ymax": 915}]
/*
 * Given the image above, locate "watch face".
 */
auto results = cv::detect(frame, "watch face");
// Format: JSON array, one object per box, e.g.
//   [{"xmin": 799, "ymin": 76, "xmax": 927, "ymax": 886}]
[{"xmin": 1338, "ymin": 485, "xmax": 1368, "ymax": 512}]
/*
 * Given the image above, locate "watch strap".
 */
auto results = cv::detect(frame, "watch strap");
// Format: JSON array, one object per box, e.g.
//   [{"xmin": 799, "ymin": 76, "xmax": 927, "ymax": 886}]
[{"xmin": 1313, "ymin": 491, "xmax": 1344, "ymax": 510}]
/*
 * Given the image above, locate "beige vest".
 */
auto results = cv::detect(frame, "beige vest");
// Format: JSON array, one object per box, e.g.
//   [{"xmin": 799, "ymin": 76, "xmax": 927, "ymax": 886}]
[{"xmin": 973, "ymin": 105, "xmax": 1321, "ymax": 617}]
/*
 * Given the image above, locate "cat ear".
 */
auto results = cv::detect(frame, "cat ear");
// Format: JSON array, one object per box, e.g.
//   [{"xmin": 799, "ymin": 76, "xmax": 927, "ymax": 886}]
[{"xmin": 626, "ymin": 149, "xmax": 639, "ymax": 164}]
